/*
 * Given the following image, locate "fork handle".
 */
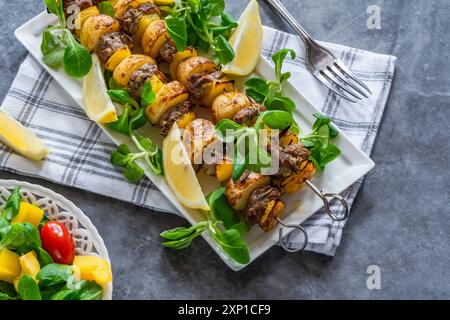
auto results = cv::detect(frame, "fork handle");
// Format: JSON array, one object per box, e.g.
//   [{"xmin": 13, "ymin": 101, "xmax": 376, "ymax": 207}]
[{"xmin": 264, "ymin": 0, "xmax": 313, "ymax": 44}]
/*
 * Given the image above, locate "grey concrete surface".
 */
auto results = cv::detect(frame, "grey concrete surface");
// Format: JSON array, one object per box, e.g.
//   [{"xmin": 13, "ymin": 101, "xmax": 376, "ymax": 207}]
[{"xmin": 1, "ymin": 0, "xmax": 449, "ymax": 299}]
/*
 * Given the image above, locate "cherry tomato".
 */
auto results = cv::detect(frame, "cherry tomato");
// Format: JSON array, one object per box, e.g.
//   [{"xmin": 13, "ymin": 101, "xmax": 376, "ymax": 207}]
[{"xmin": 40, "ymin": 221, "xmax": 75, "ymax": 265}]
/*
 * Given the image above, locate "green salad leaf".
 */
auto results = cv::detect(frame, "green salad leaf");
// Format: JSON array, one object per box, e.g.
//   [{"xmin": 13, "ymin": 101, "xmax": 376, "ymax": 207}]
[
  {"xmin": 164, "ymin": 0, "xmax": 237, "ymax": 64},
  {"xmin": 300, "ymin": 113, "xmax": 341, "ymax": 170},
  {"xmin": 141, "ymin": 80, "xmax": 156, "ymax": 108},
  {"xmin": 107, "ymin": 90, "xmax": 140, "ymax": 110},
  {"xmin": 2, "ymin": 187, "xmax": 21, "ymax": 221},
  {"xmin": 161, "ymin": 186, "xmax": 250, "ymax": 264},
  {"xmin": 98, "ymin": 1, "xmax": 115, "ymax": 17},
  {"xmin": 245, "ymin": 48, "xmax": 297, "ymax": 113},
  {"xmin": 164, "ymin": 15, "xmax": 188, "ymax": 52},
  {"xmin": 50, "ymin": 281, "xmax": 103, "ymax": 300},
  {"xmin": 37, "ymin": 264, "xmax": 73, "ymax": 287},
  {"xmin": 41, "ymin": 0, "xmax": 92, "ymax": 78},
  {"xmin": 0, "ymin": 281, "xmax": 17, "ymax": 300},
  {"xmin": 18, "ymin": 275, "xmax": 42, "ymax": 300}
]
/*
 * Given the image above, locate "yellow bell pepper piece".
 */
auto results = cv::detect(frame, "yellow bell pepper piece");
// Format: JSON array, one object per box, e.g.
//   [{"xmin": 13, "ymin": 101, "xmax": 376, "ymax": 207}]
[
  {"xmin": 0, "ymin": 248, "xmax": 22, "ymax": 283},
  {"xmin": 13, "ymin": 251, "xmax": 41, "ymax": 292},
  {"xmin": 149, "ymin": 75, "xmax": 165, "ymax": 94},
  {"xmin": 216, "ymin": 160, "xmax": 233, "ymax": 182},
  {"xmin": 11, "ymin": 202, "xmax": 44, "ymax": 228},
  {"xmin": 176, "ymin": 111, "xmax": 196, "ymax": 129},
  {"xmin": 73, "ymin": 256, "xmax": 112, "ymax": 286}
]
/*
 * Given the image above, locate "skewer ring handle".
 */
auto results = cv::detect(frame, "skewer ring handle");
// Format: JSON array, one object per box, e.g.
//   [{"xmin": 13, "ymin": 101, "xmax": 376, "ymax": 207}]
[
  {"xmin": 305, "ymin": 180, "xmax": 349, "ymax": 222},
  {"xmin": 322, "ymin": 192, "xmax": 349, "ymax": 221},
  {"xmin": 277, "ymin": 217, "xmax": 308, "ymax": 253}
]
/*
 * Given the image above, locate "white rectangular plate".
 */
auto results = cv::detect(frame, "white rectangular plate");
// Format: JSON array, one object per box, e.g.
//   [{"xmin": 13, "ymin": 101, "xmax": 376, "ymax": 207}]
[{"xmin": 15, "ymin": 12, "xmax": 375, "ymax": 271}]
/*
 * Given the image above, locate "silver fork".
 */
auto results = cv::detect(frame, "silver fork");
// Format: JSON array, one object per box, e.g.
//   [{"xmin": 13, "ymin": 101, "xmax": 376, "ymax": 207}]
[{"xmin": 264, "ymin": 0, "xmax": 372, "ymax": 103}]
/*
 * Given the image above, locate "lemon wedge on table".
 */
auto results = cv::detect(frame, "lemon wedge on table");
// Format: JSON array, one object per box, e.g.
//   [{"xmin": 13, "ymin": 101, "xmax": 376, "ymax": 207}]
[
  {"xmin": 163, "ymin": 124, "xmax": 210, "ymax": 211},
  {"xmin": 0, "ymin": 109, "xmax": 49, "ymax": 161},
  {"xmin": 82, "ymin": 54, "xmax": 118, "ymax": 124},
  {"xmin": 222, "ymin": 0, "xmax": 263, "ymax": 76}
]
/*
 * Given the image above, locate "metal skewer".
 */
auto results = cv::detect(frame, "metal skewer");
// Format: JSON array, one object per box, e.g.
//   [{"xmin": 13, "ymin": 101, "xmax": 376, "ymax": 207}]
[{"xmin": 277, "ymin": 179, "xmax": 349, "ymax": 252}]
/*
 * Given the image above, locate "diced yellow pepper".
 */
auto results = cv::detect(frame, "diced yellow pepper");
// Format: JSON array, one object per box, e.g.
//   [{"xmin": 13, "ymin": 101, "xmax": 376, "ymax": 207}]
[
  {"xmin": 216, "ymin": 161, "xmax": 233, "ymax": 182},
  {"xmin": 149, "ymin": 75, "xmax": 165, "ymax": 94},
  {"xmin": 13, "ymin": 251, "xmax": 41, "ymax": 292},
  {"xmin": 19, "ymin": 252, "xmax": 40, "ymax": 279},
  {"xmin": 11, "ymin": 202, "xmax": 44, "ymax": 228},
  {"xmin": 0, "ymin": 248, "xmax": 22, "ymax": 283},
  {"xmin": 176, "ymin": 111, "xmax": 196, "ymax": 129},
  {"xmin": 73, "ymin": 256, "xmax": 112, "ymax": 286}
]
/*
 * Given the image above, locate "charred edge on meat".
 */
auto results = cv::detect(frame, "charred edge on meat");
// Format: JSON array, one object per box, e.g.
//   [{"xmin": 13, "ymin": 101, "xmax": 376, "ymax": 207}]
[
  {"xmin": 243, "ymin": 186, "xmax": 281, "ymax": 226},
  {"xmin": 96, "ymin": 32, "xmax": 133, "ymax": 64},
  {"xmin": 187, "ymin": 71, "xmax": 223, "ymax": 99},
  {"xmin": 128, "ymin": 63, "xmax": 167, "ymax": 100},
  {"xmin": 232, "ymin": 102, "xmax": 267, "ymax": 126},
  {"xmin": 159, "ymin": 39, "xmax": 178, "ymax": 64},
  {"xmin": 120, "ymin": 3, "xmax": 161, "ymax": 35},
  {"xmin": 159, "ymin": 101, "xmax": 194, "ymax": 136}
]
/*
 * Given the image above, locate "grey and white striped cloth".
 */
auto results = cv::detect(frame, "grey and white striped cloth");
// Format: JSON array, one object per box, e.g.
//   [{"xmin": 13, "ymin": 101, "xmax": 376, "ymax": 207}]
[{"xmin": 0, "ymin": 26, "xmax": 396, "ymax": 256}]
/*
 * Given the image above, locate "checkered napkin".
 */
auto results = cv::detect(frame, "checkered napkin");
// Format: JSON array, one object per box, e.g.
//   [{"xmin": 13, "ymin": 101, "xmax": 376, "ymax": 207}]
[{"xmin": 0, "ymin": 26, "xmax": 396, "ymax": 256}]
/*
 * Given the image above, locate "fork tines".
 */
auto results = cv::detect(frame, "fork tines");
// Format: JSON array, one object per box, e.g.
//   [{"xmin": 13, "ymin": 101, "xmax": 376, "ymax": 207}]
[{"xmin": 314, "ymin": 61, "xmax": 372, "ymax": 103}]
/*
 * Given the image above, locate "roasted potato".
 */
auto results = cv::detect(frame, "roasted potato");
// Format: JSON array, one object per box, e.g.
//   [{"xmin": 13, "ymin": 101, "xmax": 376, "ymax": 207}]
[
  {"xmin": 183, "ymin": 119, "xmax": 216, "ymax": 164},
  {"xmin": 199, "ymin": 79, "xmax": 235, "ymax": 107},
  {"xmin": 170, "ymin": 48, "xmax": 198, "ymax": 80},
  {"xmin": 74, "ymin": 6, "xmax": 100, "ymax": 36},
  {"xmin": 133, "ymin": 13, "xmax": 160, "ymax": 44},
  {"xmin": 80, "ymin": 15, "xmax": 120, "ymax": 52},
  {"xmin": 212, "ymin": 92, "xmax": 251, "ymax": 122},
  {"xmin": 146, "ymin": 81, "xmax": 189, "ymax": 124},
  {"xmin": 177, "ymin": 56, "xmax": 219, "ymax": 88},
  {"xmin": 226, "ymin": 172, "xmax": 271, "ymax": 211},
  {"xmin": 141, "ymin": 19, "xmax": 168, "ymax": 58},
  {"xmin": 113, "ymin": 54, "xmax": 156, "ymax": 87}
]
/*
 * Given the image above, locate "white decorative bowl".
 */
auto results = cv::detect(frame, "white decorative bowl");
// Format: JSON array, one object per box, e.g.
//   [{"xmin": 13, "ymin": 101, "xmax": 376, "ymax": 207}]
[{"xmin": 0, "ymin": 180, "xmax": 112, "ymax": 300}]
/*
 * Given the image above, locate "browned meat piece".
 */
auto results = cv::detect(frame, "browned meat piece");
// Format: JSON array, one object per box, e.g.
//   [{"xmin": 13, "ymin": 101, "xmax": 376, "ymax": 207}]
[
  {"xmin": 128, "ymin": 63, "xmax": 167, "ymax": 100},
  {"xmin": 233, "ymin": 101, "xmax": 267, "ymax": 126},
  {"xmin": 96, "ymin": 32, "xmax": 133, "ymax": 64},
  {"xmin": 76, "ymin": 0, "xmax": 95, "ymax": 9},
  {"xmin": 159, "ymin": 101, "xmax": 193, "ymax": 137},
  {"xmin": 276, "ymin": 144, "xmax": 311, "ymax": 178},
  {"xmin": 187, "ymin": 71, "xmax": 223, "ymax": 99},
  {"xmin": 121, "ymin": 8, "xmax": 142, "ymax": 35},
  {"xmin": 244, "ymin": 186, "xmax": 281, "ymax": 224},
  {"xmin": 159, "ymin": 40, "xmax": 178, "ymax": 64},
  {"xmin": 243, "ymin": 185, "xmax": 285, "ymax": 232},
  {"xmin": 121, "ymin": 3, "xmax": 161, "ymax": 35},
  {"xmin": 137, "ymin": 2, "xmax": 161, "ymax": 15}
]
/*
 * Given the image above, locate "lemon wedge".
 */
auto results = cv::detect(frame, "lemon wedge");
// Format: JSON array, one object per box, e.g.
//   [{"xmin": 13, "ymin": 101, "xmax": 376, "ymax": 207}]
[
  {"xmin": 82, "ymin": 54, "xmax": 118, "ymax": 124},
  {"xmin": 0, "ymin": 109, "xmax": 49, "ymax": 161},
  {"xmin": 222, "ymin": 0, "xmax": 263, "ymax": 76},
  {"xmin": 163, "ymin": 124, "xmax": 210, "ymax": 211}
]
